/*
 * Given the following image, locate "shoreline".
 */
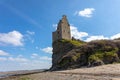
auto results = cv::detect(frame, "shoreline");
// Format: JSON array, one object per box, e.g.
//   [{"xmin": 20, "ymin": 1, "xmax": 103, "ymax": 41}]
[
  {"xmin": 1, "ymin": 64, "xmax": 120, "ymax": 80},
  {"xmin": 0, "ymin": 72, "xmax": 120, "ymax": 80},
  {"xmin": 0, "ymin": 69, "xmax": 47, "ymax": 79}
]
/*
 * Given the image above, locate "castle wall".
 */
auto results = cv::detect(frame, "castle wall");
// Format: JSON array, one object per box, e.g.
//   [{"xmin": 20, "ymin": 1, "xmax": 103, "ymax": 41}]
[
  {"xmin": 52, "ymin": 31, "xmax": 57, "ymax": 42},
  {"xmin": 61, "ymin": 22, "xmax": 71, "ymax": 40},
  {"xmin": 52, "ymin": 15, "xmax": 71, "ymax": 42}
]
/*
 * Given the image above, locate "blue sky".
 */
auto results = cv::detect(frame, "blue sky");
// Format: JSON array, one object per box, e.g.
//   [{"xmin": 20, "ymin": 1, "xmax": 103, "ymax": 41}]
[{"xmin": 0, "ymin": 0, "xmax": 120, "ymax": 71}]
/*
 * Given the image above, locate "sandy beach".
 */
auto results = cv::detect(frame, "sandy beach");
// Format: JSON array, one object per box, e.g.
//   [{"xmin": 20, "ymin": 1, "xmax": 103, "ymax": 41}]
[{"xmin": 1, "ymin": 64, "xmax": 120, "ymax": 80}]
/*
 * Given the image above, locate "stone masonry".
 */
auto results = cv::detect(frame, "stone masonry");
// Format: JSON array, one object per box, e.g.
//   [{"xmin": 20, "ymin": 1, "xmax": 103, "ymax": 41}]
[{"xmin": 52, "ymin": 15, "xmax": 71, "ymax": 42}]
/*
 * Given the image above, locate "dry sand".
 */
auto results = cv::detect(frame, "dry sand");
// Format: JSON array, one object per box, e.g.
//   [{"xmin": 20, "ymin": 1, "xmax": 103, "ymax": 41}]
[{"xmin": 1, "ymin": 64, "xmax": 120, "ymax": 80}]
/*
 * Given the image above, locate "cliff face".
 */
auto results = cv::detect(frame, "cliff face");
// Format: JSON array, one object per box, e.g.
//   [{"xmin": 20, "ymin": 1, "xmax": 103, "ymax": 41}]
[
  {"xmin": 51, "ymin": 39, "xmax": 77, "ymax": 70},
  {"xmin": 50, "ymin": 39, "xmax": 120, "ymax": 71}
]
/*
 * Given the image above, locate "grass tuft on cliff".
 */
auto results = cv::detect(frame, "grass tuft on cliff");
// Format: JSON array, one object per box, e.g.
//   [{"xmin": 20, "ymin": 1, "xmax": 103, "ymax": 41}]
[{"xmin": 60, "ymin": 39, "xmax": 86, "ymax": 46}]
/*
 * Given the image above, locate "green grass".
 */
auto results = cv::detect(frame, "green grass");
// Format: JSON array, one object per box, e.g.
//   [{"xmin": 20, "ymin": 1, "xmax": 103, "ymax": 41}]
[
  {"xmin": 72, "ymin": 53, "xmax": 81, "ymax": 61},
  {"xmin": 88, "ymin": 49, "xmax": 118, "ymax": 62},
  {"xmin": 88, "ymin": 53, "xmax": 103, "ymax": 62},
  {"xmin": 60, "ymin": 39, "xmax": 85, "ymax": 46}
]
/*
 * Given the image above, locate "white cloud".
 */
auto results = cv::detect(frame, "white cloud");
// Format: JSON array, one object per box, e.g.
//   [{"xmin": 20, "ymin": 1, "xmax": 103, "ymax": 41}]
[
  {"xmin": 0, "ymin": 31, "xmax": 23, "ymax": 46},
  {"xmin": 52, "ymin": 24, "xmax": 57, "ymax": 30},
  {"xmin": 70, "ymin": 25, "xmax": 88, "ymax": 40},
  {"xmin": 25, "ymin": 31, "xmax": 35, "ymax": 43},
  {"xmin": 110, "ymin": 33, "xmax": 120, "ymax": 40},
  {"xmin": 19, "ymin": 60, "xmax": 51, "ymax": 71},
  {"xmin": 0, "ymin": 53, "xmax": 52, "ymax": 71},
  {"xmin": 31, "ymin": 53, "xmax": 39, "ymax": 58},
  {"xmin": 26, "ymin": 31, "xmax": 35, "ymax": 35},
  {"xmin": 40, "ymin": 56, "xmax": 52, "ymax": 61},
  {"xmin": 85, "ymin": 33, "xmax": 120, "ymax": 42},
  {"xmin": 31, "ymin": 53, "xmax": 52, "ymax": 61},
  {"xmin": 8, "ymin": 55, "xmax": 29, "ymax": 62},
  {"xmin": 75, "ymin": 8, "xmax": 95, "ymax": 18},
  {"xmin": 20, "ymin": 55, "xmax": 52, "ymax": 70},
  {"xmin": 85, "ymin": 35, "xmax": 109, "ymax": 42},
  {"xmin": 8, "ymin": 57, "xmax": 28, "ymax": 62},
  {"xmin": 0, "ymin": 50, "xmax": 9, "ymax": 56},
  {"xmin": 41, "ymin": 47, "xmax": 53, "ymax": 54},
  {"xmin": 32, "ymin": 53, "xmax": 38, "ymax": 56},
  {"xmin": 0, "ymin": 51, "xmax": 29, "ymax": 62},
  {"xmin": 0, "ymin": 57, "xmax": 7, "ymax": 61}
]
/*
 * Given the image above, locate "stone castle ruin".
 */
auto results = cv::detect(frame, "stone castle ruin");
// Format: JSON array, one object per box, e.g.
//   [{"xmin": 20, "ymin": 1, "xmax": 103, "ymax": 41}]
[{"xmin": 52, "ymin": 15, "xmax": 71, "ymax": 42}]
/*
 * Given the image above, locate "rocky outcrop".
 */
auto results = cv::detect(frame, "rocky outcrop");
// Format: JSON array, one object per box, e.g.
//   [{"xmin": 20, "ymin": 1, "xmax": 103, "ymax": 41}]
[
  {"xmin": 51, "ymin": 40, "xmax": 77, "ymax": 70},
  {"xmin": 50, "ymin": 39, "xmax": 120, "ymax": 71}
]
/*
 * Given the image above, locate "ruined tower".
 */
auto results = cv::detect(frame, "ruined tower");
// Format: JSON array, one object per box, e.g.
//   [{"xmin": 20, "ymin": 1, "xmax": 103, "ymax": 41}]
[{"xmin": 52, "ymin": 15, "xmax": 71, "ymax": 42}]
